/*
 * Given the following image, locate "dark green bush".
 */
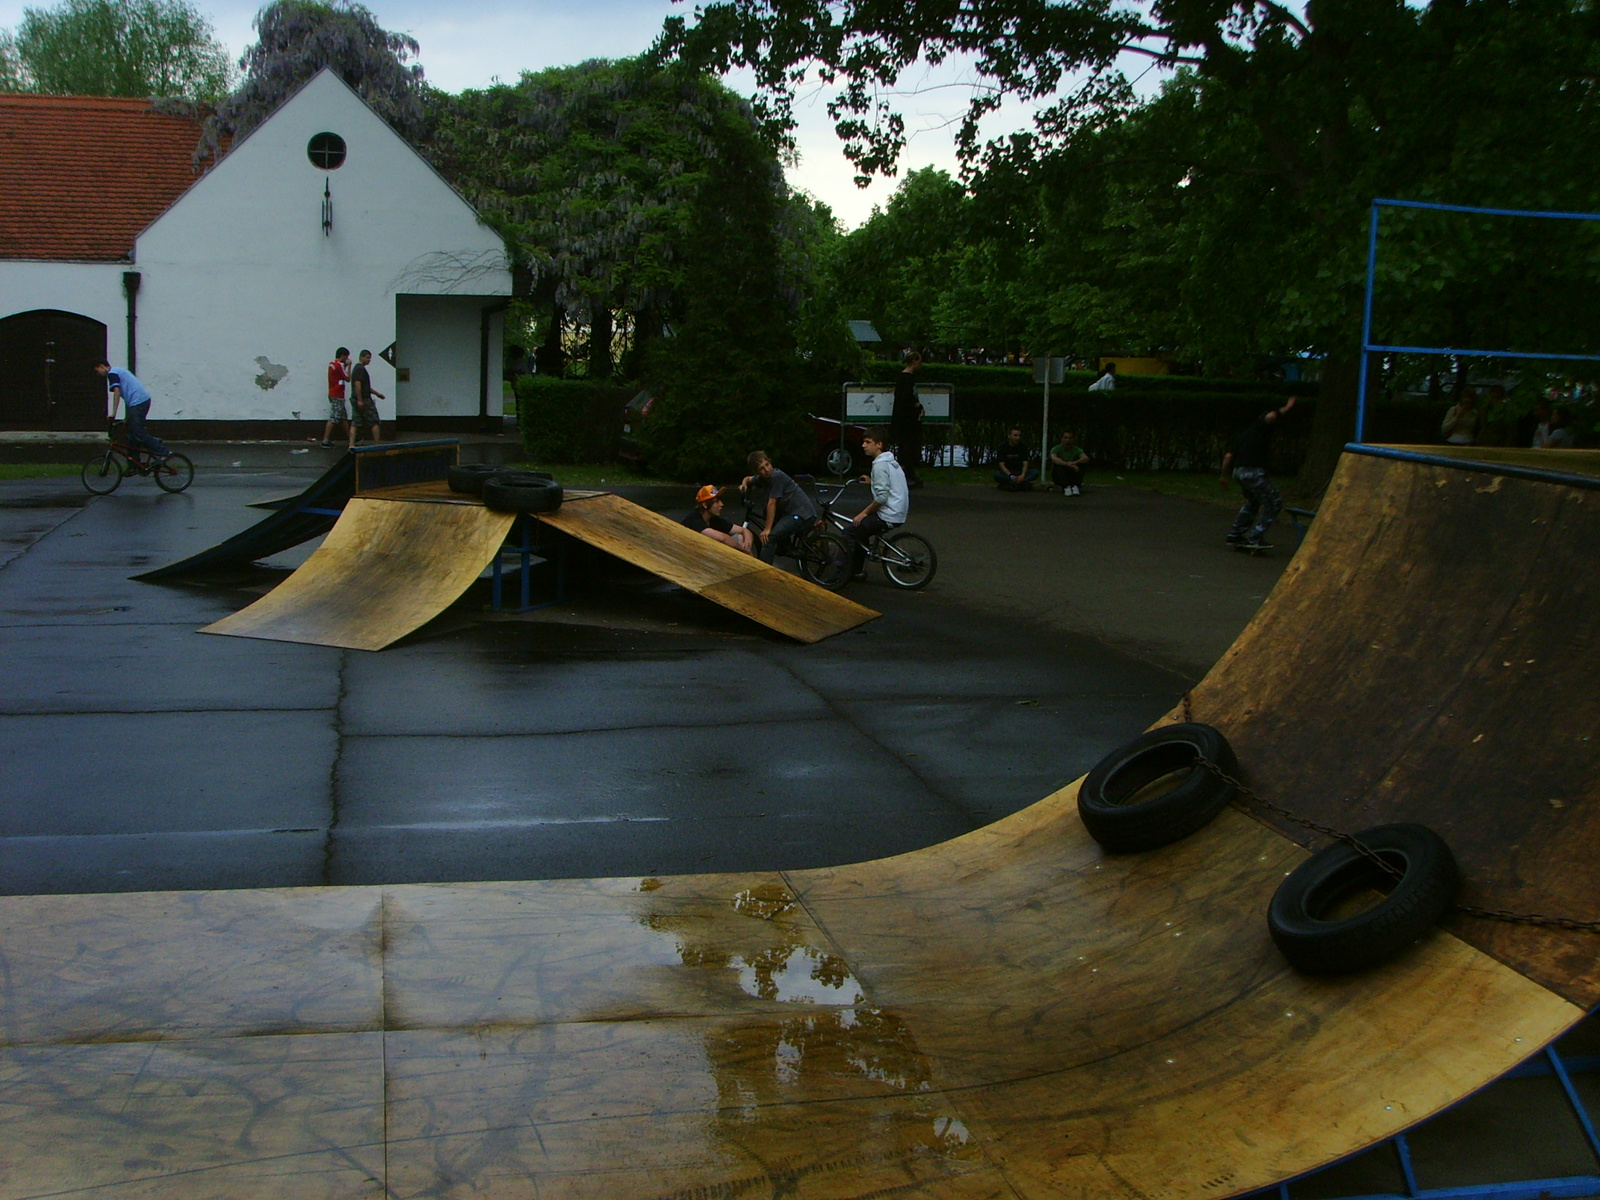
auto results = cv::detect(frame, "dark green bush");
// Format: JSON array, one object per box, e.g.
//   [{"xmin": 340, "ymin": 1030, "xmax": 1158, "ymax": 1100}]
[{"xmin": 517, "ymin": 377, "xmax": 633, "ymax": 463}]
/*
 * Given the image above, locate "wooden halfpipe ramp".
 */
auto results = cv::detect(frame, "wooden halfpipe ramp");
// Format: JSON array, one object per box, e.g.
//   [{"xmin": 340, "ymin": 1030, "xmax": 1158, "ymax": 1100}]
[
  {"xmin": 202, "ymin": 486, "xmax": 877, "ymax": 650},
  {"xmin": 3, "ymin": 448, "xmax": 1597, "ymax": 1198}
]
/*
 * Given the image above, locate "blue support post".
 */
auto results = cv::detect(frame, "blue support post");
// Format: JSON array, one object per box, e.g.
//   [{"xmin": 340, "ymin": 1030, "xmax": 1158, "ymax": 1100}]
[{"xmin": 1356, "ymin": 201, "xmax": 1382, "ymax": 445}]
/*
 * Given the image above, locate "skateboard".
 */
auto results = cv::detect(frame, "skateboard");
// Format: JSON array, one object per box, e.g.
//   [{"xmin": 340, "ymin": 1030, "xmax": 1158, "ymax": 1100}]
[{"xmin": 1231, "ymin": 541, "xmax": 1273, "ymax": 556}]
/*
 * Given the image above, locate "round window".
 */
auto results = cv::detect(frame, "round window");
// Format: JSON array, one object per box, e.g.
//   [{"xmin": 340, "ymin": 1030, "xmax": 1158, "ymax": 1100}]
[{"xmin": 307, "ymin": 132, "xmax": 346, "ymax": 170}]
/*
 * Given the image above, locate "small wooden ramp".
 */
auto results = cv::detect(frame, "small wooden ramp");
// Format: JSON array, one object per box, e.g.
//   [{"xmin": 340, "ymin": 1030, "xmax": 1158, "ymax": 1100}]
[
  {"xmin": 203, "ymin": 486, "xmax": 876, "ymax": 650},
  {"xmin": 200, "ymin": 496, "xmax": 515, "ymax": 651},
  {"xmin": 537, "ymin": 491, "xmax": 878, "ymax": 643}
]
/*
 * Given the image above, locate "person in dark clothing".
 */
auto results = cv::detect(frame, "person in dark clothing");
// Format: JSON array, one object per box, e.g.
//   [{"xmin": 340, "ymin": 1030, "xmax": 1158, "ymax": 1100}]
[
  {"xmin": 891, "ymin": 350, "xmax": 924, "ymax": 486},
  {"xmin": 680, "ymin": 483, "xmax": 755, "ymax": 554},
  {"xmin": 1220, "ymin": 395, "xmax": 1298, "ymax": 547},
  {"xmin": 739, "ymin": 451, "xmax": 819, "ymax": 563},
  {"xmin": 993, "ymin": 427, "xmax": 1039, "ymax": 490},
  {"xmin": 349, "ymin": 350, "xmax": 384, "ymax": 445}
]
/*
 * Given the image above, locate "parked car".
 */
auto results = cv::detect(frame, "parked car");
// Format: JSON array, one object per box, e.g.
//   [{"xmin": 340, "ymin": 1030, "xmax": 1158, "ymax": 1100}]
[{"xmin": 619, "ymin": 388, "xmax": 872, "ymax": 477}]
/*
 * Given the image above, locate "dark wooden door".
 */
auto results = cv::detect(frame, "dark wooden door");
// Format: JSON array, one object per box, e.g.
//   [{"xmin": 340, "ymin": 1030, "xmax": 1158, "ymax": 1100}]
[{"xmin": 0, "ymin": 310, "xmax": 109, "ymax": 430}]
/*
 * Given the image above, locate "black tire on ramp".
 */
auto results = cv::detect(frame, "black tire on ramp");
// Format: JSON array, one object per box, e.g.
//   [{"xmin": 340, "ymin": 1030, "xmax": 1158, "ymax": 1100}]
[
  {"xmin": 1078, "ymin": 723, "xmax": 1238, "ymax": 853},
  {"xmin": 483, "ymin": 473, "xmax": 563, "ymax": 513},
  {"xmin": 450, "ymin": 464, "xmax": 551, "ymax": 495},
  {"xmin": 1269, "ymin": 823, "xmax": 1460, "ymax": 974}
]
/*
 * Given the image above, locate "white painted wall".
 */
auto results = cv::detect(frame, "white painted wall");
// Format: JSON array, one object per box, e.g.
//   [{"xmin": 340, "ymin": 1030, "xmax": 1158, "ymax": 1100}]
[
  {"xmin": 395, "ymin": 295, "xmax": 503, "ymax": 419},
  {"xmin": 0, "ymin": 261, "xmax": 126, "ymax": 357},
  {"xmin": 130, "ymin": 69, "xmax": 510, "ymax": 422}
]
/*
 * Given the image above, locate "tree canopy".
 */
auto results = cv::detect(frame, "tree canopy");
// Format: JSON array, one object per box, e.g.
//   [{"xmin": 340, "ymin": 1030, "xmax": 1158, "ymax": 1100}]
[
  {"xmin": 0, "ymin": 0, "xmax": 232, "ymax": 101},
  {"xmin": 675, "ymin": 0, "xmax": 1600, "ymax": 486},
  {"xmin": 198, "ymin": 0, "xmax": 424, "ymax": 159},
  {"xmin": 427, "ymin": 56, "xmax": 822, "ymax": 477}
]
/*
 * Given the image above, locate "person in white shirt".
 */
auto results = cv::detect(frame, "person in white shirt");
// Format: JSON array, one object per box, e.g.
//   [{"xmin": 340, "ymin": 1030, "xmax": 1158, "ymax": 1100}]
[{"xmin": 845, "ymin": 429, "xmax": 910, "ymax": 578}]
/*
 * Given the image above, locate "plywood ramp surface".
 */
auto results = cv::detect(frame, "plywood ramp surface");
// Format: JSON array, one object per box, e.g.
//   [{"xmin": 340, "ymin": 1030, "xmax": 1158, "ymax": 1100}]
[
  {"xmin": 200, "ymin": 496, "xmax": 514, "ymax": 651},
  {"xmin": 5, "ymin": 450, "xmax": 1597, "ymax": 1199},
  {"xmin": 538, "ymin": 491, "xmax": 878, "ymax": 642}
]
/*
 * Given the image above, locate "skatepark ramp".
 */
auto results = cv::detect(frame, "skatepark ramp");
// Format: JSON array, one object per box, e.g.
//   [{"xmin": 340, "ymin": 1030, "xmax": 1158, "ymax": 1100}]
[
  {"xmin": 202, "ymin": 483, "xmax": 878, "ymax": 649},
  {"xmin": 133, "ymin": 440, "xmax": 459, "ymax": 581},
  {"xmin": 4, "ymin": 446, "xmax": 1597, "ymax": 1197}
]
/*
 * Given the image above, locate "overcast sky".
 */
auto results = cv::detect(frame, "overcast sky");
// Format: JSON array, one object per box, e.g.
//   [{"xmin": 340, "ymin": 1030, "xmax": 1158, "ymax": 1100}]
[{"xmin": 0, "ymin": 0, "xmax": 1070, "ymax": 228}]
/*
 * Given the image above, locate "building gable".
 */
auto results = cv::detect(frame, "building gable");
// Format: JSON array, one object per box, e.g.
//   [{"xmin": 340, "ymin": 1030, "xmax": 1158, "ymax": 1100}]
[{"xmin": 135, "ymin": 70, "xmax": 507, "ymax": 293}]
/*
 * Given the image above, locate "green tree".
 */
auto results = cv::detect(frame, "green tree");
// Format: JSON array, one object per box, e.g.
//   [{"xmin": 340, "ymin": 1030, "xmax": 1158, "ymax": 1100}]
[
  {"xmin": 663, "ymin": 0, "xmax": 1600, "ymax": 491},
  {"xmin": 1, "ymin": 0, "xmax": 231, "ymax": 101},
  {"xmin": 199, "ymin": 0, "xmax": 424, "ymax": 158},
  {"xmin": 428, "ymin": 56, "xmax": 818, "ymax": 478}
]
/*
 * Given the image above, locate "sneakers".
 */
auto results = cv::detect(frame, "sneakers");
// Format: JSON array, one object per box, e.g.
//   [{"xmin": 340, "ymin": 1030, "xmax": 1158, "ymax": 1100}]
[
  {"xmin": 1069, "ymin": 485, "xmax": 1080, "ymax": 496},
  {"xmin": 320, "ymin": 440, "xmax": 334, "ymax": 448}
]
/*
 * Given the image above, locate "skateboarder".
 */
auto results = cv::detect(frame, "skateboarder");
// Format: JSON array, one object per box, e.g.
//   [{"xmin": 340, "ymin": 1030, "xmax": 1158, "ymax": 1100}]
[{"xmin": 1220, "ymin": 395, "xmax": 1297, "ymax": 550}]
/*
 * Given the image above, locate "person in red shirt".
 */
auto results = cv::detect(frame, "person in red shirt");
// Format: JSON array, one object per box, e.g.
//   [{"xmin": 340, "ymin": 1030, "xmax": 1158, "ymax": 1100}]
[{"xmin": 321, "ymin": 347, "xmax": 351, "ymax": 448}]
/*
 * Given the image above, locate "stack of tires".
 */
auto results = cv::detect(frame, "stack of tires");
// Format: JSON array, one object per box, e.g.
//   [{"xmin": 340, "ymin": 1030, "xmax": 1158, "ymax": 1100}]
[{"xmin": 447, "ymin": 465, "xmax": 562, "ymax": 513}]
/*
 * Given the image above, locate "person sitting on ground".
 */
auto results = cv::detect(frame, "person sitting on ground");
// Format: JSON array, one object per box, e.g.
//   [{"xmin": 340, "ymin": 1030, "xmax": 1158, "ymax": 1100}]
[
  {"xmin": 1524, "ymin": 400, "xmax": 1553, "ymax": 448},
  {"xmin": 1441, "ymin": 388, "xmax": 1479, "ymax": 445},
  {"xmin": 740, "ymin": 450, "xmax": 819, "ymax": 563},
  {"xmin": 1539, "ymin": 404, "xmax": 1577, "ymax": 449},
  {"xmin": 993, "ymin": 427, "xmax": 1039, "ymax": 490},
  {"xmin": 348, "ymin": 349, "xmax": 384, "ymax": 447},
  {"xmin": 94, "ymin": 360, "xmax": 170, "ymax": 463},
  {"xmin": 1048, "ymin": 429, "xmax": 1090, "ymax": 496},
  {"xmin": 845, "ymin": 429, "xmax": 909, "ymax": 577},
  {"xmin": 1220, "ymin": 395, "xmax": 1297, "ymax": 548},
  {"xmin": 680, "ymin": 484, "xmax": 756, "ymax": 554}
]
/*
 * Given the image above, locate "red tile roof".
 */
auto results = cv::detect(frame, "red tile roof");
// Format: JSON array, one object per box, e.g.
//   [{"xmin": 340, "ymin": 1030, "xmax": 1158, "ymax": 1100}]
[{"xmin": 0, "ymin": 94, "xmax": 206, "ymax": 262}]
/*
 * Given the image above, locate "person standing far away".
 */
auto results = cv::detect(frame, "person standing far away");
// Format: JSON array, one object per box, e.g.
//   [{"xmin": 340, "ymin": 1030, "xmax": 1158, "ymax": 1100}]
[
  {"xmin": 845, "ymin": 428, "xmax": 910, "ymax": 577},
  {"xmin": 891, "ymin": 349, "xmax": 924, "ymax": 487},
  {"xmin": 94, "ymin": 360, "xmax": 170, "ymax": 463},
  {"xmin": 1220, "ymin": 395, "xmax": 1298, "ymax": 549},
  {"xmin": 1088, "ymin": 361, "xmax": 1117, "ymax": 392},
  {"xmin": 349, "ymin": 350, "xmax": 384, "ymax": 446},
  {"xmin": 321, "ymin": 347, "xmax": 351, "ymax": 448},
  {"xmin": 1440, "ymin": 387, "xmax": 1478, "ymax": 446}
]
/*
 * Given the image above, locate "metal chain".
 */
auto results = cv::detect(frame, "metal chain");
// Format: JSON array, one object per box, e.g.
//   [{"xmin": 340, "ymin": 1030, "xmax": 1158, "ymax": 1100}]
[{"xmin": 1178, "ymin": 693, "xmax": 1600, "ymax": 933}]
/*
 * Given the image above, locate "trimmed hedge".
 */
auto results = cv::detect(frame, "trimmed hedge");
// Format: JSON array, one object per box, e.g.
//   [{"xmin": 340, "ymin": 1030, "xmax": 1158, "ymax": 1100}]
[{"xmin": 517, "ymin": 376, "xmax": 632, "ymax": 464}]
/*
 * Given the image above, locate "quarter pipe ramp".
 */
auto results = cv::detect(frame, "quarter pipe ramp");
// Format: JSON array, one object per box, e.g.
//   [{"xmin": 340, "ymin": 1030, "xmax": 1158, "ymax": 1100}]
[{"xmin": 3, "ymin": 447, "xmax": 1596, "ymax": 1198}]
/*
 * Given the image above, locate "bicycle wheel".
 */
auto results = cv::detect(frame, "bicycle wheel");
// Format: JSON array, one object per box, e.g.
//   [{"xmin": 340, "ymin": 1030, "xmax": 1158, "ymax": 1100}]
[
  {"xmin": 81, "ymin": 451, "xmax": 123, "ymax": 495},
  {"xmin": 153, "ymin": 453, "xmax": 194, "ymax": 493},
  {"xmin": 882, "ymin": 531, "xmax": 937, "ymax": 589},
  {"xmin": 796, "ymin": 530, "xmax": 852, "ymax": 591}
]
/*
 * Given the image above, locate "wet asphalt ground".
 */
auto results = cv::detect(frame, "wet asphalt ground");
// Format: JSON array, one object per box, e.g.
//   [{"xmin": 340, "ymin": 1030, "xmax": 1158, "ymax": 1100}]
[{"xmin": 0, "ymin": 444, "xmax": 1288, "ymax": 896}]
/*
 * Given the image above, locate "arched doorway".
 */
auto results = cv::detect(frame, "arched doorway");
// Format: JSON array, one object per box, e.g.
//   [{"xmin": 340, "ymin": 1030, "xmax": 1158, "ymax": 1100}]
[{"xmin": 0, "ymin": 310, "xmax": 109, "ymax": 430}]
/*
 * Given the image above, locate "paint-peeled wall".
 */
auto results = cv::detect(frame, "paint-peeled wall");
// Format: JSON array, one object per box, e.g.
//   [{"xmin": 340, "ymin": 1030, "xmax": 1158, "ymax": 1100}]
[{"xmin": 132, "ymin": 70, "xmax": 510, "ymax": 422}]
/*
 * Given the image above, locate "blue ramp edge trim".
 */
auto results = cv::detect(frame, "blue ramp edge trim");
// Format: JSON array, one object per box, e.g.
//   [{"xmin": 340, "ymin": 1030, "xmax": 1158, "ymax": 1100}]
[{"xmin": 1346, "ymin": 443, "xmax": 1600, "ymax": 493}]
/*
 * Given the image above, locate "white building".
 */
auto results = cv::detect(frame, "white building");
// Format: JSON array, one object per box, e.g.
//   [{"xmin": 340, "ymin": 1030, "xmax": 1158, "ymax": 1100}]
[{"xmin": 0, "ymin": 69, "xmax": 511, "ymax": 435}]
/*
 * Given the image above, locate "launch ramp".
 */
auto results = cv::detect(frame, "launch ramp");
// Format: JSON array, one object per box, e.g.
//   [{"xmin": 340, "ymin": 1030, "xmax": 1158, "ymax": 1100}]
[
  {"xmin": 202, "ymin": 486, "xmax": 877, "ymax": 649},
  {"xmin": 5, "ymin": 448, "xmax": 1597, "ymax": 1198}
]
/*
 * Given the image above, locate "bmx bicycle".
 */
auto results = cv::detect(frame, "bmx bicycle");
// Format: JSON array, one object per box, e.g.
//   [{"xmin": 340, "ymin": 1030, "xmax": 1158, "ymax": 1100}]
[
  {"xmin": 806, "ymin": 481, "xmax": 938, "ymax": 590},
  {"xmin": 81, "ymin": 427, "xmax": 194, "ymax": 495}
]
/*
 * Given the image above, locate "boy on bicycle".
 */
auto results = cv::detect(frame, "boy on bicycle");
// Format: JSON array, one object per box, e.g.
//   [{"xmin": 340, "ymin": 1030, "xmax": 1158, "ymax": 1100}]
[
  {"xmin": 845, "ymin": 429, "xmax": 909, "ymax": 577},
  {"xmin": 94, "ymin": 360, "xmax": 170, "ymax": 463}
]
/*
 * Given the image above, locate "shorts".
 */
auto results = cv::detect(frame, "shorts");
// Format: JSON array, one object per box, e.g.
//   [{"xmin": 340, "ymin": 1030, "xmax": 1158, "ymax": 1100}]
[
  {"xmin": 328, "ymin": 394, "xmax": 349, "ymax": 422},
  {"xmin": 353, "ymin": 399, "xmax": 379, "ymax": 426}
]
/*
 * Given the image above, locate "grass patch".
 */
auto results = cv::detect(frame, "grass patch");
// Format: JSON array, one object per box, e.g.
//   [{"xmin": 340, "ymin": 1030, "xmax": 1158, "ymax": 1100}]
[{"xmin": 0, "ymin": 463, "xmax": 82, "ymax": 481}]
